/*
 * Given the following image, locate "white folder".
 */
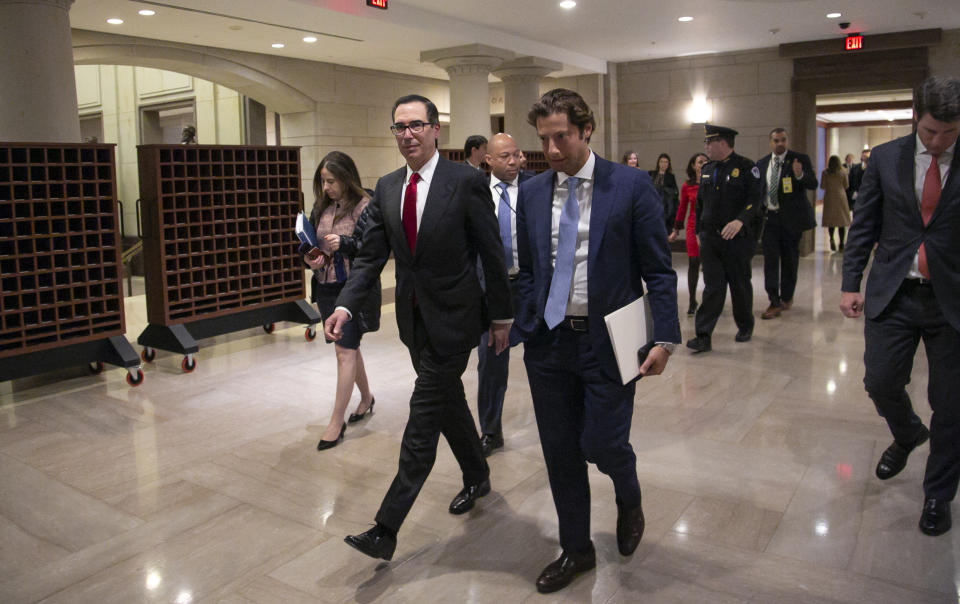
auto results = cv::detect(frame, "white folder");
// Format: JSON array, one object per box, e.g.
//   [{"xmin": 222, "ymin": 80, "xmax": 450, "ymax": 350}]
[{"xmin": 603, "ymin": 297, "xmax": 655, "ymax": 385}]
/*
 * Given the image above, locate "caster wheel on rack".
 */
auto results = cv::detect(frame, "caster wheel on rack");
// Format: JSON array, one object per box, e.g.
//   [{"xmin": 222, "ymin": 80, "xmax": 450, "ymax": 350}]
[
  {"xmin": 305, "ymin": 326, "xmax": 317, "ymax": 341},
  {"xmin": 126, "ymin": 369, "xmax": 144, "ymax": 387},
  {"xmin": 262, "ymin": 323, "xmax": 275, "ymax": 334},
  {"xmin": 89, "ymin": 361, "xmax": 105, "ymax": 375},
  {"xmin": 141, "ymin": 348, "xmax": 156, "ymax": 363},
  {"xmin": 181, "ymin": 356, "xmax": 196, "ymax": 373}
]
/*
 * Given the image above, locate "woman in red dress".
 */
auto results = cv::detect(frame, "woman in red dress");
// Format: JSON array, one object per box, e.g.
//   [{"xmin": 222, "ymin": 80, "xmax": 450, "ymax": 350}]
[{"xmin": 669, "ymin": 152, "xmax": 708, "ymax": 315}]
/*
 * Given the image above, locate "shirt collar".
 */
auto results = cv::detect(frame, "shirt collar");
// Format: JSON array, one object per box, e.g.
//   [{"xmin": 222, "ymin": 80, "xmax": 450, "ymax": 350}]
[
  {"xmin": 557, "ymin": 150, "xmax": 595, "ymax": 186},
  {"xmin": 915, "ymin": 133, "xmax": 956, "ymax": 159},
  {"xmin": 490, "ymin": 174, "xmax": 517, "ymax": 188},
  {"xmin": 773, "ymin": 151, "xmax": 787, "ymax": 163},
  {"xmin": 406, "ymin": 150, "xmax": 440, "ymax": 184}
]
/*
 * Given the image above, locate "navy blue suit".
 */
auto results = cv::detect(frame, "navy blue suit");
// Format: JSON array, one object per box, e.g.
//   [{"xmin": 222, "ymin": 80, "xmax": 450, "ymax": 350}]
[{"xmin": 515, "ymin": 154, "xmax": 680, "ymax": 552}]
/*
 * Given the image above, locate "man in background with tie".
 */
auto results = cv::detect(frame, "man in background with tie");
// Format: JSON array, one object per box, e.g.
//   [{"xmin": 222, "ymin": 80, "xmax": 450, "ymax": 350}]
[
  {"xmin": 475, "ymin": 133, "xmax": 533, "ymax": 457},
  {"xmin": 326, "ymin": 94, "xmax": 513, "ymax": 560},
  {"xmin": 756, "ymin": 128, "xmax": 817, "ymax": 320},
  {"xmin": 514, "ymin": 89, "xmax": 681, "ymax": 593},
  {"xmin": 841, "ymin": 75, "xmax": 960, "ymax": 537}
]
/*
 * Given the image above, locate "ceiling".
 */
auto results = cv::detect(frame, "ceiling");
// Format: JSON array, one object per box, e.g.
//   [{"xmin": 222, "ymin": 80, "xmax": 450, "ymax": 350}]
[{"xmin": 68, "ymin": 0, "xmax": 960, "ymax": 81}]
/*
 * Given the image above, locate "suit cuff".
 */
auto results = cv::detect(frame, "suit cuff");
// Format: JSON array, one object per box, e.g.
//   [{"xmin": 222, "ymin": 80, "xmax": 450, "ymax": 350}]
[
  {"xmin": 491, "ymin": 319, "xmax": 513, "ymax": 325},
  {"xmin": 335, "ymin": 306, "xmax": 353, "ymax": 320}
]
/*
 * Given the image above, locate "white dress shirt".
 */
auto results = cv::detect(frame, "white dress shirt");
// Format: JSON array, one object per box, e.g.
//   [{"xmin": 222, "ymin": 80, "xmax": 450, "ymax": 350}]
[
  {"xmin": 551, "ymin": 151, "xmax": 596, "ymax": 317},
  {"xmin": 490, "ymin": 174, "xmax": 519, "ymax": 274},
  {"xmin": 907, "ymin": 134, "xmax": 954, "ymax": 279},
  {"xmin": 402, "ymin": 150, "xmax": 440, "ymax": 229}
]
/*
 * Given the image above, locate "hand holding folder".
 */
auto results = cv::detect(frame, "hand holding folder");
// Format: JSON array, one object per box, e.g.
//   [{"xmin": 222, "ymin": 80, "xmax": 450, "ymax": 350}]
[{"xmin": 603, "ymin": 297, "xmax": 656, "ymax": 385}]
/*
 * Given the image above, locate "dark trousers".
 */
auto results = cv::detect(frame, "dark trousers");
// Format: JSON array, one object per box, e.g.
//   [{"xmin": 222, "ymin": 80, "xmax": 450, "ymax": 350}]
[
  {"xmin": 477, "ymin": 331, "xmax": 509, "ymax": 437},
  {"xmin": 375, "ymin": 310, "xmax": 489, "ymax": 532},
  {"xmin": 761, "ymin": 212, "xmax": 801, "ymax": 306},
  {"xmin": 864, "ymin": 281, "xmax": 960, "ymax": 501},
  {"xmin": 523, "ymin": 327, "xmax": 641, "ymax": 553},
  {"xmin": 695, "ymin": 232, "xmax": 755, "ymax": 336},
  {"xmin": 476, "ymin": 279, "xmax": 520, "ymax": 437}
]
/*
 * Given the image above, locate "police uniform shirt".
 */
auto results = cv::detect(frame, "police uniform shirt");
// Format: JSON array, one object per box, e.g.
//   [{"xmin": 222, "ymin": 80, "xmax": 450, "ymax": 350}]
[{"xmin": 695, "ymin": 152, "xmax": 762, "ymax": 235}]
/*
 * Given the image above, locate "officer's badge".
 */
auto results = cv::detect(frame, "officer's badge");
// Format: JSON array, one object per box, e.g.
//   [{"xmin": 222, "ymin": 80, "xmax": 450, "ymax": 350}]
[
  {"xmin": 731, "ymin": 168, "xmax": 739, "ymax": 178},
  {"xmin": 751, "ymin": 166, "xmax": 761, "ymax": 178}
]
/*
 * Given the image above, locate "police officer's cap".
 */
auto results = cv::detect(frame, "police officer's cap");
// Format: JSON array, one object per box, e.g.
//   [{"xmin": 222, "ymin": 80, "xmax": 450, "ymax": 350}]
[{"xmin": 704, "ymin": 124, "xmax": 737, "ymax": 144}]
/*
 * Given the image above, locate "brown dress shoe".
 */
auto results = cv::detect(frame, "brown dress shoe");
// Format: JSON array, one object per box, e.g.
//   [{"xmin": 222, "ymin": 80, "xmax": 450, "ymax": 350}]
[
  {"xmin": 761, "ymin": 305, "xmax": 782, "ymax": 320},
  {"xmin": 536, "ymin": 545, "xmax": 596, "ymax": 593}
]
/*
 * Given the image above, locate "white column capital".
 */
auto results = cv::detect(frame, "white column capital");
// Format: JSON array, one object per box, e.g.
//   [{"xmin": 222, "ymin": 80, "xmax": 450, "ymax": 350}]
[
  {"xmin": 493, "ymin": 56, "xmax": 563, "ymax": 82},
  {"xmin": 421, "ymin": 44, "xmax": 515, "ymax": 76}
]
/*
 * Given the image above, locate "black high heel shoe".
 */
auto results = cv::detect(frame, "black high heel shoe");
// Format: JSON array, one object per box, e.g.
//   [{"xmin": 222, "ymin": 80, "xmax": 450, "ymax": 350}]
[
  {"xmin": 317, "ymin": 423, "xmax": 345, "ymax": 451},
  {"xmin": 348, "ymin": 397, "xmax": 375, "ymax": 423}
]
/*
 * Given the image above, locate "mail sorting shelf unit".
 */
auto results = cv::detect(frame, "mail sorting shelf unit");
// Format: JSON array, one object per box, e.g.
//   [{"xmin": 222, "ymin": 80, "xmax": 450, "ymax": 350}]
[
  {"xmin": 0, "ymin": 142, "xmax": 142, "ymax": 385},
  {"xmin": 136, "ymin": 144, "xmax": 320, "ymax": 372}
]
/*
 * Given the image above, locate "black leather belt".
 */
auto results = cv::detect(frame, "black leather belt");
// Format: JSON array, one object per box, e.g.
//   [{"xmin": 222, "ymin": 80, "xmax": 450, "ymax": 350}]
[
  {"xmin": 558, "ymin": 316, "xmax": 588, "ymax": 332},
  {"xmin": 904, "ymin": 278, "xmax": 932, "ymax": 288}
]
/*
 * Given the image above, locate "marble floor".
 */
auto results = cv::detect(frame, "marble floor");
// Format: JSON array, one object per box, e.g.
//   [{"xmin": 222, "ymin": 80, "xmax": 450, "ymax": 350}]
[{"xmin": 1, "ymin": 232, "xmax": 958, "ymax": 604}]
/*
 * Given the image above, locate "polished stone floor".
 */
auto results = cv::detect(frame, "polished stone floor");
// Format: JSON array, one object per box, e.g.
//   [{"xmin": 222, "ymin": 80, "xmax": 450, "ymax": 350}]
[{"xmin": 1, "ymin": 232, "xmax": 958, "ymax": 603}]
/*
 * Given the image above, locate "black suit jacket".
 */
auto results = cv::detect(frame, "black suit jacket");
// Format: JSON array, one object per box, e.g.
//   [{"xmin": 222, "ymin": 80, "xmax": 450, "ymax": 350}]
[
  {"xmin": 843, "ymin": 134, "xmax": 960, "ymax": 331},
  {"xmin": 337, "ymin": 156, "xmax": 513, "ymax": 356},
  {"xmin": 848, "ymin": 163, "xmax": 866, "ymax": 206},
  {"xmin": 756, "ymin": 150, "xmax": 818, "ymax": 232}
]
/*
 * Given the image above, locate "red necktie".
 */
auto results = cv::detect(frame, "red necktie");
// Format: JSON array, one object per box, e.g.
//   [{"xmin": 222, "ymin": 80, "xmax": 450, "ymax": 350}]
[
  {"xmin": 402, "ymin": 172, "xmax": 420, "ymax": 254},
  {"xmin": 918, "ymin": 155, "xmax": 941, "ymax": 279}
]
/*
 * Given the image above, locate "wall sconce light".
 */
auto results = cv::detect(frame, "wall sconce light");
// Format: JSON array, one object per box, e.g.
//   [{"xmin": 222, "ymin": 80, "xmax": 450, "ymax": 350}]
[{"xmin": 687, "ymin": 95, "xmax": 712, "ymax": 124}]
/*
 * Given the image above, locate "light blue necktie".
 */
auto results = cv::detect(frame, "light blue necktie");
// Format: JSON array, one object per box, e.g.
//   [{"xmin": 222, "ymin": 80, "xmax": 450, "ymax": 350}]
[
  {"xmin": 544, "ymin": 176, "xmax": 579, "ymax": 329},
  {"xmin": 497, "ymin": 182, "xmax": 513, "ymax": 269}
]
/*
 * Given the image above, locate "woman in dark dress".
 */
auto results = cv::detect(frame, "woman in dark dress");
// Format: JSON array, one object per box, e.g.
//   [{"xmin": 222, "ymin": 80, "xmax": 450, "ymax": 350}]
[
  {"xmin": 302, "ymin": 151, "xmax": 381, "ymax": 450},
  {"xmin": 649, "ymin": 152, "xmax": 679, "ymax": 231}
]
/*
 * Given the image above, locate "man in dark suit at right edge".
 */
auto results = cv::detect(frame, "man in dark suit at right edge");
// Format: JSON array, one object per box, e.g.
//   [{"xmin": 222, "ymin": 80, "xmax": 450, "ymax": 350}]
[
  {"xmin": 326, "ymin": 94, "xmax": 513, "ymax": 560},
  {"xmin": 756, "ymin": 128, "xmax": 818, "ymax": 320},
  {"xmin": 841, "ymin": 76, "xmax": 960, "ymax": 536}
]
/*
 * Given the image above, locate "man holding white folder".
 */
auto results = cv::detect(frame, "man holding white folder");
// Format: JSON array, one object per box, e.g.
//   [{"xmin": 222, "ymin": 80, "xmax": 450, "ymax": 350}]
[{"xmin": 514, "ymin": 89, "xmax": 681, "ymax": 593}]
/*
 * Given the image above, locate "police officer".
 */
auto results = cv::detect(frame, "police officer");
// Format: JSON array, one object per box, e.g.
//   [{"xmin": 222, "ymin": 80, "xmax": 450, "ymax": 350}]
[{"xmin": 687, "ymin": 124, "xmax": 762, "ymax": 353}]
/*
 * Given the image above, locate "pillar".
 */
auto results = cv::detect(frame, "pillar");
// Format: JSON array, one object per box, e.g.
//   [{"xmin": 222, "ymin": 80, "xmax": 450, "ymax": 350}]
[
  {"xmin": 421, "ymin": 44, "xmax": 514, "ymax": 147},
  {"xmin": 493, "ymin": 57, "xmax": 562, "ymax": 149},
  {"xmin": 0, "ymin": 0, "xmax": 80, "ymax": 142}
]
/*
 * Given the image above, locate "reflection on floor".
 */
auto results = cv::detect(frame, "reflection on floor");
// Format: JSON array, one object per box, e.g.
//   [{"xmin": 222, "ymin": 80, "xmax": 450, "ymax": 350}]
[{"xmin": 1, "ymin": 243, "xmax": 957, "ymax": 603}]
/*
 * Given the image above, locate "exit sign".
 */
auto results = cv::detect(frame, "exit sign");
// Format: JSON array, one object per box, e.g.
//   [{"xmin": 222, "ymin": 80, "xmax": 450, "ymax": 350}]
[
  {"xmin": 366, "ymin": 0, "xmax": 388, "ymax": 8},
  {"xmin": 845, "ymin": 35, "xmax": 863, "ymax": 50}
]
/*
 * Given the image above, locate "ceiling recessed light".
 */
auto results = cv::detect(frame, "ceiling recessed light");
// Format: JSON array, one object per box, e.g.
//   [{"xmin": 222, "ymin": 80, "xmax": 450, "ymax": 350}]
[
  {"xmin": 559, "ymin": 0, "xmax": 576, "ymax": 9},
  {"xmin": 826, "ymin": 12, "xmax": 842, "ymax": 19},
  {"xmin": 303, "ymin": 36, "xmax": 318, "ymax": 43},
  {"xmin": 106, "ymin": 18, "xmax": 124, "ymax": 25},
  {"xmin": 678, "ymin": 16, "xmax": 693, "ymax": 22},
  {"xmin": 138, "ymin": 9, "xmax": 156, "ymax": 16},
  {"xmin": 271, "ymin": 43, "xmax": 285, "ymax": 48}
]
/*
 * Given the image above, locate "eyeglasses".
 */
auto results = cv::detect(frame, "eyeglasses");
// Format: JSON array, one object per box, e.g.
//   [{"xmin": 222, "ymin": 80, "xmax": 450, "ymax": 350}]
[{"xmin": 390, "ymin": 121, "xmax": 434, "ymax": 135}]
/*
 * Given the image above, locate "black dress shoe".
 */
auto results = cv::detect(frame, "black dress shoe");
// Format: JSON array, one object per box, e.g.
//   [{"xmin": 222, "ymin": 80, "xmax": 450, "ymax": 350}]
[
  {"xmin": 317, "ymin": 423, "xmax": 345, "ymax": 451},
  {"xmin": 875, "ymin": 425, "xmax": 929, "ymax": 480},
  {"xmin": 449, "ymin": 478, "xmax": 491, "ymax": 514},
  {"xmin": 616, "ymin": 502, "xmax": 645, "ymax": 556},
  {"xmin": 919, "ymin": 497, "xmax": 952, "ymax": 536},
  {"xmin": 480, "ymin": 433, "xmax": 504, "ymax": 457},
  {"xmin": 686, "ymin": 335, "xmax": 711, "ymax": 353},
  {"xmin": 348, "ymin": 397, "xmax": 375, "ymax": 423},
  {"xmin": 344, "ymin": 524, "xmax": 397, "ymax": 560},
  {"xmin": 535, "ymin": 546, "xmax": 596, "ymax": 594},
  {"xmin": 735, "ymin": 329, "xmax": 752, "ymax": 342},
  {"xmin": 687, "ymin": 300, "xmax": 698, "ymax": 316}
]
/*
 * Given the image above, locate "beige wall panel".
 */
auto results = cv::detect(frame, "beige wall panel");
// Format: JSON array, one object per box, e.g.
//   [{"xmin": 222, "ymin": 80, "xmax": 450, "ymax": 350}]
[
  {"xmin": 757, "ymin": 60, "xmax": 793, "ymax": 94},
  {"xmin": 75, "ymin": 65, "xmax": 101, "ymax": 110},
  {"xmin": 668, "ymin": 63, "xmax": 759, "ymax": 100},
  {"xmin": 929, "ymin": 29, "xmax": 960, "ymax": 76},
  {"xmin": 619, "ymin": 72, "xmax": 671, "ymax": 103}
]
